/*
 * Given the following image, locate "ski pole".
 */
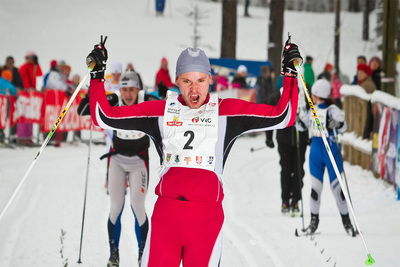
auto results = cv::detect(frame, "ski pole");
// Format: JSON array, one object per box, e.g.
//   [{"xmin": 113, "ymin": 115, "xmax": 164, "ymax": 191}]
[
  {"xmin": 0, "ymin": 62, "xmax": 96, "ymax": 224},
  {"xmin": 295, "ymin": 123, "xmax": 306, "ymax": 231},
  {"xmin": 293, "ymin": 59, "xmax": 375, "ymax": 265},
  {"xmin": 332, "ymin": 128, "xmax": 359, "ymax": 234},
  {"xmin": 250, "ymin": 146, "xmax": 265, "ymax": 152},
  {"xmin": 77, "ymin": 122, "xmax": 93, "ymax": 264},
  {"xmin": 332, "ymin": 129, "xmax": 354, "ymax": 206}
]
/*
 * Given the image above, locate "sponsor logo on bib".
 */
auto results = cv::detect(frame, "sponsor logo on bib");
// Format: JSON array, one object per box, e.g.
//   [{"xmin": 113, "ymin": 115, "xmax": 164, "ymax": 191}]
[{"xmin": 167, "ymin": 116, "xmax": 183, "ymax": 126}]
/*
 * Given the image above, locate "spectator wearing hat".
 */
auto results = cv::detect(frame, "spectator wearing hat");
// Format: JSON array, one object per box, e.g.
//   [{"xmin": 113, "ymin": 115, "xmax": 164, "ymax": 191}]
[
  {"xmin": 317, "ymin": 63, "xmax": 333, "ymax": 82},
  {"xmin": 2, "ymin": 56, "xmax": 23, "ymax": 89},
  {"xmin": 18, "ymin": 51, "xmax": 43, "ymax": 145},
  {"xmin": 0, "ymin": 70, "xmax": 17, "ymax": 97},
  {"xmin": 232, "ymin": 64, "xmax": 249, "ymax": 89},
  {"xmin": 19, "ymin": 51, "xmax": 42, "ymax": 90},
  {"xmin": 303, "ymin": 56, "xmax": 315, "ymax": 88},
  {"xmin": 126, "ymin": 62, "xmax": 144, "ymax": 90},
  {"xmin": 105, "ymin": 62, "xmax": 123, "ymax": 93},
  {"xmin": 357, "ymin": 63, "xmax": 376, "ymax": 94},
  {"xmin": 154, "ymin": 57, "xmax": 175, "ymax": 89},
  {"xmin": 0, "ymin": 70, "xmax": 18, "ymax": 143},
  {"xmin": 351, "ymin": 55, "xmax": 367, "ymax": 85},
  {"xmin": 369, "ymin": 56, "xmax": 382, "ymax": 90},
  {"xmin": 44, "ymin": 60, "xmax": 68, "ymax": 91},
  {"xmin": 257, "ymin": 64, "xmax": 280, "ymax": 148},
  {"xmin": 213, "ymin": 67, "xmax": 230, "ymax": 92}
]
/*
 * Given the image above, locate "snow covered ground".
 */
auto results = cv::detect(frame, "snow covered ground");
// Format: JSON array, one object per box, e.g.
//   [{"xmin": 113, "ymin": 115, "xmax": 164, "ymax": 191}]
[
  {"xmin": 1, "ymin": 0, "xmax": 399, "ymax": 266},
  {"xmin": 0, "ymin": 133, "xmax": 399, "ymax": 267}
]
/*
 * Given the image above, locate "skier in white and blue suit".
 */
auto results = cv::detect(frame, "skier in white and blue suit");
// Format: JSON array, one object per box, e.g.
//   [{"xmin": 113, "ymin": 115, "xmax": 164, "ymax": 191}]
[{"xmin": 299, "ymin": 79, "xmax": 356, "ymax": 236}]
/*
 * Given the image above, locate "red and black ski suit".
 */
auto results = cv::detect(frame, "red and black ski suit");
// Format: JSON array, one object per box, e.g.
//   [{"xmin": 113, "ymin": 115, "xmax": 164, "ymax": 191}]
[{"xmin": 89, "ymin": 76, "xmax": 298, "ymax": 267}]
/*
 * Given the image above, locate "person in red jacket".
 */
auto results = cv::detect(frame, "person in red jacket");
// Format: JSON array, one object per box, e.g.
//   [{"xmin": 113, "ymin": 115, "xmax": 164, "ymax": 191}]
[
  {"xmin": 18, "ymin": 51, "xmax": 43, "ymax": 145},
  {"xmin": 87, "ymin": 37, "xmax": 301, "ymax": 267},
  {"xmin": 154, "ymin": 57, "xmax": 175, "ymax": 89},
  {"xmin": 19, "ymin": 51, "xmax": 42, "ymax": 90}
]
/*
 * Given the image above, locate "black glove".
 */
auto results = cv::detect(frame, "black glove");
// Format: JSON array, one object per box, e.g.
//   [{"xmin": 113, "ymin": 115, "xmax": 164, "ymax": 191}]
[
  {"xmin": 280, "ymin": 36, "xmax": 303, "ymax": 75},
  {"xmin": 86, "ymin": 35, "xmax": 108, "ymax": 80}
]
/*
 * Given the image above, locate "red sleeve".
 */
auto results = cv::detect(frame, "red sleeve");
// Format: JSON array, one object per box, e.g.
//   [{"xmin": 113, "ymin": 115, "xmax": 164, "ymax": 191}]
[
  {"xmin": 89, "ymin": 79, "xmax": 165, "ymax": 127},
  {"xmin": 19, "ymin": 65, "xmax": 29, "ymax": 89},
  {"xmin": 36, "ymin": 65, "xmax": 43, "ymax": 77},
  {"xmin": 219, "ymin": 76, "xmax": 298, "ymax": 127}
]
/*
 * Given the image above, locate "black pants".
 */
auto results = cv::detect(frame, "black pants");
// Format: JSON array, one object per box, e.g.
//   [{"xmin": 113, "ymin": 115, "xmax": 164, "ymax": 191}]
[{"xmin": 277, "ymin": 141, "xmax": 307, "ymax": 205}]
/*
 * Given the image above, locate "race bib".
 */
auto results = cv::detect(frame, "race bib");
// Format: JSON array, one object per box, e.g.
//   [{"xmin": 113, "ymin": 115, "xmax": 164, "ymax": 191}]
[
  {"xmin": 309, "ymin": 106, "xmax": 328, "ymax": 138},
  {"xmin": 163, "ymin": 91, "xmax": 219, "ymax": 171}
]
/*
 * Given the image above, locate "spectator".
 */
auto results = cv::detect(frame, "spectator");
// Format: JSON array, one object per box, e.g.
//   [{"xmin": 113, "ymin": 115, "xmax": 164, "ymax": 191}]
[
  {"xmin": 257, "ymin": 65, "xmax": 280, "ymax": 148},
  {"xmin": 357, "ymin": 63, "xmax": 376, "ymax": 94},
  {"xmin": 331, "ymin": 73, "xmax": 343, "ymax": 109},
  {"xmin": 276, "ymin": 115, "xmax": 308, "ymax": 214},
  {"xmin": 213, "ymin": 67, "xmax": 230, "ymax": 92},
  {"xmin": 244, "ymin": 0, "xmax": 251, "ymax": 17},
  {"xmin": 317, "ymin": 63, "xmax": 333, "ymax": 81},
  {"xmin": 2, "ymin": 56, "xmax": 23, "ymax": 89},
  {"xmin": 0, "ymin": 70, "xmax": 18, "ymax": 143},
  {"xmin": 369, "ymin": 56, "xmax": 381, "ymax": 90},
  {"xmin": 19, "ymin": 51, "xmax": 42, "ymax": 90},
  {"xmin": 18, "ymin": 51, "xmax": 43, "ymax": 145},
  {"xmin": 105, "ymin": 62, "xmax": 123, "ymax": 93},
  {"xmin": 154, "ymin": 57, "xmax": 175, "ymax": 89},
  {"xmin": 126, "ymin": 62, "xmax": 144, "ymax": 90},
  {"xmin": 351, "ymin": 55, "xmax": 367, "ymax": 85},
  {"xmin": 232, "ymin": 64, "xmax": 248, "ymax": 89},
  {"xmin": 0, "ymin": 70, "xmax": 17, "ymax": 97},
  {"xmin": 303, "ymin": 56, "xmax": 315, "ymax": 88},
  {"xmin": 44, "ymin": 60, "xmax": 67, "ymax": 91},
  {"xmin": 155, "ymin": 0, "xmax": 166, "ymax": 16},
  {"xmin": 63, "ymin": 64, "xmax": 73, "ymax": 94}
]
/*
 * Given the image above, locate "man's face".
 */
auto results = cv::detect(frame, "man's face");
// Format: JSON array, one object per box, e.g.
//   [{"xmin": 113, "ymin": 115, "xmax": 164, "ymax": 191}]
[
  {"xmin": 120, "ymin": 86, "xmax": 140, "ymax": 106},
  {"xmin": 176, "ymin": 72, "xmax": 211, "ymax": 109}
]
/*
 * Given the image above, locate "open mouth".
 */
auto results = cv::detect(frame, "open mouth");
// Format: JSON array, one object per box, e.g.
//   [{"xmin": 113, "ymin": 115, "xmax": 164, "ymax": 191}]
[{"xmin": 190, "ymin": 95, "xmax": 200, "ymax": 103}]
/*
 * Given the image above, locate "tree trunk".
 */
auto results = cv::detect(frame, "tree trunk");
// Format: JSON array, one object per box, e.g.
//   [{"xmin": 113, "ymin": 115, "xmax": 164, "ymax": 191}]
[
  {"xmin": 362, "ymin": 0, "xmax": 370, "ymax": 40},
  {"xmin": 348, "ymin": 0, "xmax": 360, "ymax": 12},
  {"xmin": 334, "ymin": 0, "xmax": 341, "ymax": 76},
  {"xmin": 221, "ymin": 0, "xmax": 237, "ymax": 58},
  {"xmin": 268, "ymin": 0, "xmax": 285, "ymax": 82},
  {"xmin": 381, "ymin": 0, "xmax": 398, "ymax": 96}
]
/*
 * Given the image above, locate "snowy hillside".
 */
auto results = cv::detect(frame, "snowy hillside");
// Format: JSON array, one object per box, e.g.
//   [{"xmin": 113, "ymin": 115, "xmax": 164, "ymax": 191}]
[{"xmin": 1, "ymin": 0, "xmax": 399, "ymax": 267}]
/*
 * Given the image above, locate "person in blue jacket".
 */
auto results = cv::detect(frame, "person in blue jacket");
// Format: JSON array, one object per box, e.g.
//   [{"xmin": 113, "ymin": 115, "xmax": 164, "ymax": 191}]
[
  {"xmin": 300, "ymin": 79, "xmax": 356, "ymax": 236},
  {"xmin": 0, "ymin": 70, "xmax": 17, "ymax": 96}
]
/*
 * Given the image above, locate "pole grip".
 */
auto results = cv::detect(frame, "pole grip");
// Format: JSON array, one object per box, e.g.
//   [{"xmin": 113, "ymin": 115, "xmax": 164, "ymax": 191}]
[{"xmin": 88, "ymin": 61, "xmax": 96, "ymax": 71}]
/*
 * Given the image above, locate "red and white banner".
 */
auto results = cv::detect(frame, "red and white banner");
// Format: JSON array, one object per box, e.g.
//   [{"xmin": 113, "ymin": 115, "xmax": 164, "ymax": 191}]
[
  {"xmin": 0, "ymin": 95, "xmax": 8, "ymax": 129},
  {"xmin": 0, "ymin": 89, "xmax": 98, "ymax": 132}
]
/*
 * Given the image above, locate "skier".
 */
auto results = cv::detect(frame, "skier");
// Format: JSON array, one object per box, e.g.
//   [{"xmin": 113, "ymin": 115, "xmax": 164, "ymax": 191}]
[
  {"xmin": 78, "ymin": 71, "xmax": 159, "ymax": 267},
  {"xmin": 86, "ymin": 37, "xmax": 301, "ymax": 266},
  {"xmin": 300, "ymin": 79, "xmax": 355, "ymax": 236}
]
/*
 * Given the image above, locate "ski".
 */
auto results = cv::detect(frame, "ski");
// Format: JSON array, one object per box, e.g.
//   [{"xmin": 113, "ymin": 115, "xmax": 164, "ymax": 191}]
[{"xmin": 295, "ymin": 228, "xmax": 320, "ymax": 237}]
